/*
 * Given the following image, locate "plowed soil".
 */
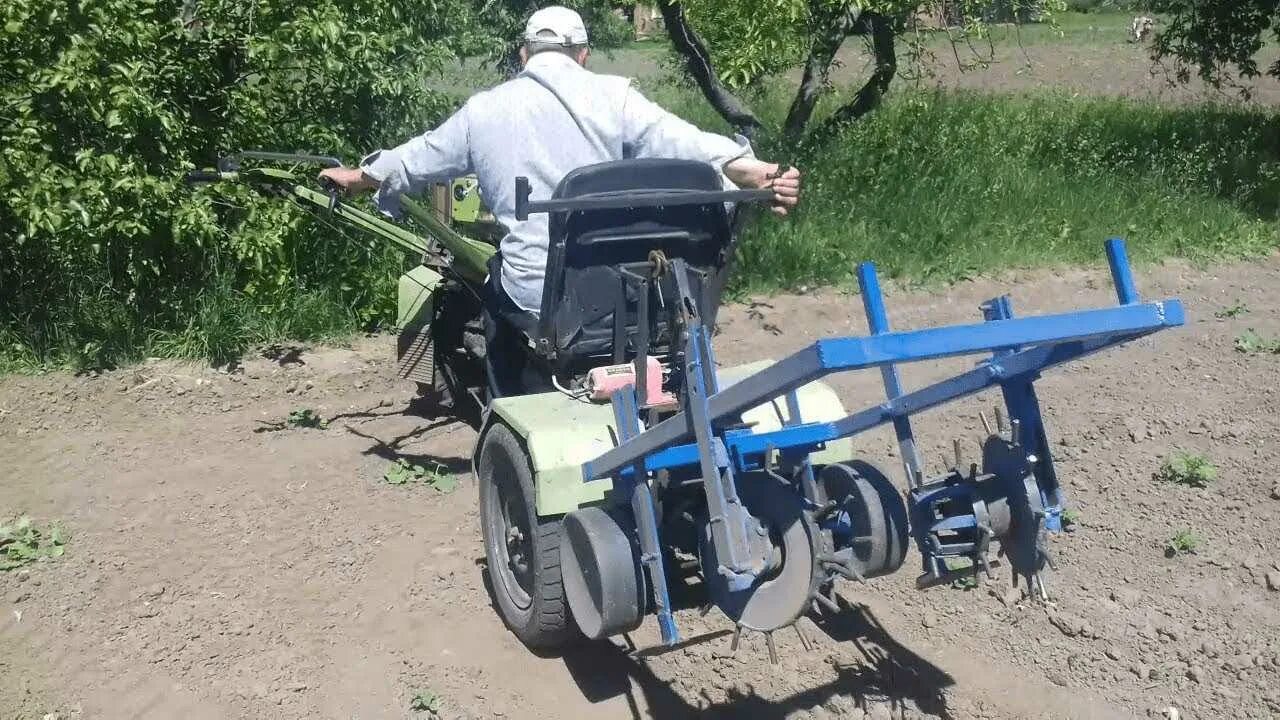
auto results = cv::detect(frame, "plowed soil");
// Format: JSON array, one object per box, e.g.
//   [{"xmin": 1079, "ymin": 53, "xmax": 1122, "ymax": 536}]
[{"xmin": 3, "ymin": 255, "xmax": 1280, "ymax": 720}]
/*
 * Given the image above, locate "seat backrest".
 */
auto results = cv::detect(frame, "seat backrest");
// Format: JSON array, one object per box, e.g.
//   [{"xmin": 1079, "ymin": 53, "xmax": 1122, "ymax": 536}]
[{"xmin": 537, "ymin": 159, "xmax": 732, "ymax": 367}]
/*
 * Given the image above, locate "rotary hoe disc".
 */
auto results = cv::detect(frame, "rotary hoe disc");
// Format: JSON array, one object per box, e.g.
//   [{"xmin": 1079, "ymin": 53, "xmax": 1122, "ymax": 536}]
[{"xmin": 699, "ymin": 473, "xmax": 821, "ymax": 632}]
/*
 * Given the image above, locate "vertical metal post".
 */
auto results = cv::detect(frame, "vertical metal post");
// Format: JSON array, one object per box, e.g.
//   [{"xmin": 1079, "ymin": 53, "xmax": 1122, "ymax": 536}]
[
  {"xmin": 610, "ymin": 386, "xmax": 679, "ymax": 645},
  {"xmin": 982, "ymin": 297, "xmax": 1063, "ymax": 532},
  {"xmin": 1105, "ymin": 238, "xmax": 1140, "ymax": 305},
  {"xmin": 856, "ymin": 262, "xmax": 923, "ymax": 487}
]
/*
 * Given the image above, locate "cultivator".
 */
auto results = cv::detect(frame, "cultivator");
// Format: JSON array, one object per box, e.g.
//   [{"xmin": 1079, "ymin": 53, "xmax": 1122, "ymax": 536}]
[
  {"xmin": 188, "ymin": 153, "xmax": 1184, "ymax": 660},
  {"xmin": 556, "ymin": 235, "xmax": 1183, "ymax": 651}
]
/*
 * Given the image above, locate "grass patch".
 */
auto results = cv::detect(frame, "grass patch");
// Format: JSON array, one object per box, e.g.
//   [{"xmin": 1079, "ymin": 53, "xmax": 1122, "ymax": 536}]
[
  {"xmin": 725, "ymin": 91, "xmax": 1279, "ymax": 292},
  {"xmin": 1155, "ymin": 451, "xmax": 1217, "ymax": 488}
]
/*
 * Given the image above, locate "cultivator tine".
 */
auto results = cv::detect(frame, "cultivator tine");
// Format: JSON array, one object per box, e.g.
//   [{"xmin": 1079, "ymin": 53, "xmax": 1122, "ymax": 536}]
[
  {"xmin": 795, "ymin": 622, "xmax": 814, "ymax": 652},
  {"xmin": 765, "ymin": 631, "xmax": 779, "ymax": 665},
  {"xmin": 953, "ymin": 438, "xmax": 963, "ymax": 468},
  {"xmin": 730, "ymin": 624, "xmax": 743, "ymax": 653},
  {"xmin": 995, "ymin": 407, "xmax": 1006, "ymax": 434},
  {"xmin": 980, "ymin": 411, "xmax": 992, "ymax": 435},
  {"xmin": 1011, "ymin": 418, "xmax": 1021, "ymax": 446},
  {"xmin": 814, "ymin": 590, "xmax": 841, "ymax": 614}
]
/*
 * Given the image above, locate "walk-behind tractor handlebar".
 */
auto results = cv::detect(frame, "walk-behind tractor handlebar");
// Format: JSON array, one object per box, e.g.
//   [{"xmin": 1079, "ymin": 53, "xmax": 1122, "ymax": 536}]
[
  {"xmin": 514, "ymin": 174, "xmax": 776, "ymax": 221},
  {"xmin": 184, "ymin": 151, "xmax": 496, "ymax": 286}
]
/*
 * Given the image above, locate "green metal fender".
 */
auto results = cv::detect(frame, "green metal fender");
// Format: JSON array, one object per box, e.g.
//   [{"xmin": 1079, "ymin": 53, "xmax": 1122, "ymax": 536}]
[
  {"xmin": 474, "ymin": 360, "xmax": 854, "ymax": 517},
  {"xmin": 396, "ymin": 265, "xmax": 444, "ymax": 383}
]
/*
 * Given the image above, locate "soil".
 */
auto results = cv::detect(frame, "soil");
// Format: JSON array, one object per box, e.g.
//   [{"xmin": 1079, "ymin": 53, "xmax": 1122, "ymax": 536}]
[{"xmin": 3, "ymin": 254, "xmax": 1280, "ymax": 720}]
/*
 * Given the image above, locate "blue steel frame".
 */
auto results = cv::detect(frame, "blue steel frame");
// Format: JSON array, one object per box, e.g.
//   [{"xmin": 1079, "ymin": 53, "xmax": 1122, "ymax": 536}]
[{"xmin": 583, "ymin": 239, "xmax": 1183, "ymax": 642}]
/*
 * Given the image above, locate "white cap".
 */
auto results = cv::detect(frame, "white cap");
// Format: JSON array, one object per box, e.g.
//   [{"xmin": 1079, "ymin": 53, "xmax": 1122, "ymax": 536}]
[{"xmin": 523, "ymin": 6, "xmax": 589, "ymax": 47}]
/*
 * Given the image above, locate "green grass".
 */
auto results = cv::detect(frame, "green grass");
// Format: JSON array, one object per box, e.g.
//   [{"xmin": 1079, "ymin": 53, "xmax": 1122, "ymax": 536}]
[{"xmin": 713, "ymin": 90, "xmax": 1279, "ymax": 293}]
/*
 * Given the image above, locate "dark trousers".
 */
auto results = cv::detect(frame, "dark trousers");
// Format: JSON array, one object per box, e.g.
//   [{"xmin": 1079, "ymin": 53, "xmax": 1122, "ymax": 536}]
[{"xmin": 482, "ymin": 254, "xmax": 537, "ymax": 398}]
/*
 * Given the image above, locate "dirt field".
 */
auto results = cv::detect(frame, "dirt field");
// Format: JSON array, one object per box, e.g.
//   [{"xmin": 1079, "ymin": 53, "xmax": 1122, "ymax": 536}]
[{"xmin": 4, "ymin": 253, "xmax": 1280, "ymax": 720}]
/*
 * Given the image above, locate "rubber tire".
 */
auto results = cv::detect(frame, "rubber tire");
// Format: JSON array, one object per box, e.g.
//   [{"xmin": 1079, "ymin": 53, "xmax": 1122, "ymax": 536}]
[{"xmin": 478, "ymin": 423, "xmax": 577, "ymax": 649}]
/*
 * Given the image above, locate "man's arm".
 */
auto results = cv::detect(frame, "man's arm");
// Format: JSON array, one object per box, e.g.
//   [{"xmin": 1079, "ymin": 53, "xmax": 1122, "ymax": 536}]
[
  {"xmin": 622, "ymin": 86, "xmax": 800, "ymax": 216},
  {"xmin": 319, "ymin": 105, "xmax": 474, "ymax": 216}
]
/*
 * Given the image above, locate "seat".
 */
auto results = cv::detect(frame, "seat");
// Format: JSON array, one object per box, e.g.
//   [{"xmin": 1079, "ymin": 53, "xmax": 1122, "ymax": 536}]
[{"xmin": 533, "ymin": 158, "xmax": 735, "ymax": 373}]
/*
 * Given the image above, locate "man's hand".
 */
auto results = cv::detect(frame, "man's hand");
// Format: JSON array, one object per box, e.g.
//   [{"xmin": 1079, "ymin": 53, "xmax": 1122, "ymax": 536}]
[
  {"xmin": 318, "ymin": 167, "xmax": 379, "ymax": 193},
  {"xmin": 724, "ymin": 158, "xmax": 801, "ymax": 216}
]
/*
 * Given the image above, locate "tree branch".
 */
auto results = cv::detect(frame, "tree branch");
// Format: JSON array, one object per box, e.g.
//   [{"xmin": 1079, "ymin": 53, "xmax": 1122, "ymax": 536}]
[
  {"xmin": 813, "ymin": 13, "xmax": 898, "ymax": 141},
  {"xmin": 783, "ymin": 3, "xmax": 861, "ymax": 140},
  {"xmin": 655, "ymin": 0, "xmax": 763, "ymax": 139}
]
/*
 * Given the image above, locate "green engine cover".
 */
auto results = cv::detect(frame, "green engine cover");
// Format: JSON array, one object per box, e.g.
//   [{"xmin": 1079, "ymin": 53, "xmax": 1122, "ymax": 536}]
[{"xmin": 478, "ymin": 360, "xmax": 854, "ymax": 517}]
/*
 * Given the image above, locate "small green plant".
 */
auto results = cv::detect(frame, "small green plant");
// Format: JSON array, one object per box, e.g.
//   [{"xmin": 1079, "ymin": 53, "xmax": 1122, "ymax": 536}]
[
  {"xmin": 1061, "ymin": 509, "xmax": 1081, "ymax": 527},
  {"xmin": 1165, "ymin": 529, "xmax": 1201, "ymax": 556},
  {"xmin": 1214, "ymin": 301, "xmax": 1250, "ymax": 319},
  {"xmin": 0, "ymin": 516, "xmax": 67, "ymax": 570},
  {"xmin": 409, "ymin": 689, "xmax": 441, "ymax": 715},
  {"xmin": 287, "ymin": 408, "xmax": 328, "ymax": 429},
  {"xmin": 384, "ymin": 459, "xmax": 457, "ymax": 494},
  {"xmin": 1156, "ymin": 451, "xmax": 1217, "ymax": 488},
  {"xmin": 1234, "ymin": 330, "xmax": 1280, "ymax": 355}
]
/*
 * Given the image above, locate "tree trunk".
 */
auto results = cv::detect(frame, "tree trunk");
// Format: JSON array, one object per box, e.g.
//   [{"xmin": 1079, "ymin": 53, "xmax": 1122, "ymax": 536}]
[
  {"xmin": 813, "ymin": 13, "xmax": 897, "ymax": 140},
  {"xmin": 655, "ymin": 0, "xmax": 763, "ymax": 139},
  {"xmin": 782, "ymin": 4, "xmax": 862, "ymax": 140}
]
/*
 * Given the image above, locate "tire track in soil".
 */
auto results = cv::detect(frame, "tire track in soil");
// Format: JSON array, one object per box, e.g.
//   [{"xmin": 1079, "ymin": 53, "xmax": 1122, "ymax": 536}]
[{"xmin": 2, "ymin": 254, "xmax": 1279, "ymax": 719}]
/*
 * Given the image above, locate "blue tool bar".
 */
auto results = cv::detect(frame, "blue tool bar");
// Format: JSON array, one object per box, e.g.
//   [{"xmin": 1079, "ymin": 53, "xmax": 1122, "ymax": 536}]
[
  {"xmin": 857, "ymin": 261, "xmax": 924, "ymax": 487},
  {"xmin": 603, "ymin": 325, "xmax": 1166, "ymax": 479},
  {"xmin": 1105, "ymin": 238, "xmax": 1140, "ymax": 305},
  {"xmin": 582, "ymin": 298, "xmax": 1184, "ymax": 482}
]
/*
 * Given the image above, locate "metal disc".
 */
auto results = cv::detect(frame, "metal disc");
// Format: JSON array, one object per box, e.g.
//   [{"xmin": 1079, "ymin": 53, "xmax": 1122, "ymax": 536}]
[
  {"xmin": 699, "ymin": 473, "xmax": 819, "ymax": 632},
  {"xmin": 819, "ymin": 461, "xmax": 909, "ymax": 579},
  {"xmin": 982, "ymin": 435, "xmax": 1051, "ymax": 596},
  {"xmin": 561, "ymin": 507, "xmax": 646, "ymax": 639}
]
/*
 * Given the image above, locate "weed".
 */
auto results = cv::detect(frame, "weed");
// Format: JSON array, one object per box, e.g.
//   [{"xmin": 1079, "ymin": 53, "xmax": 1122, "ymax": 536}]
[
  {"xmin": 1214, "ymin": 301, "xmax": 1250, "ymax": 319},
  {"xmin": 287, "ymin": 408, "xmax": 328, "ymax": 429},
  {"xmin": 0, "ymin": 516, "xmax": 67, "ymax": 570},
  {"xmin": 1165, "ymin": 529, "xmax": 1201, "ymax": 556},
  {"xmin": 1061, "ymin": 509, "xmax": 1081, "ymax": 527},
  {"xmin": 1234, "ymin": 329, "xmax": 1280, "ymax": 354},
  {"xmin": 1156, "ymin": 451, "xmax": 1217, "ymax": 488},
  {"xmin": 409, "ymin": 689, "xmax": 441, "ymax": 715},
  {"xmin": 384, "ymin": 459, "xmax": 457, "ymax": 493}
]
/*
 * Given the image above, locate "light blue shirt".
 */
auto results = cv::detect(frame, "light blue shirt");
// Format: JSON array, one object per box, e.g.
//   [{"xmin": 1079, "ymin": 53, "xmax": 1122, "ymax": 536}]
[{"xmin": 360, "ymin": 51, "xmax": 754, "ymax": 313}]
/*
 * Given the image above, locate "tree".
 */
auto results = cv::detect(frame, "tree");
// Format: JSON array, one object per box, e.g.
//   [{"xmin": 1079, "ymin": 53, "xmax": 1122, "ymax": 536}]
[
  {"xmin": 656, "ymin": 0, "xmax": 1057, "ymax": 142},
  {"xmin": 0, "ymin": 0, "xmax": 627, "ymax": 367},
  {"xmin": 1149, "ymin": 0, "xmax": 1280, "ymax": 93}
]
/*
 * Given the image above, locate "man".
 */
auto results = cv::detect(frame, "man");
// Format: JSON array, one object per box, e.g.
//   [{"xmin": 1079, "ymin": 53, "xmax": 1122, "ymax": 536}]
[{"xmin": 322, "ymin": 6, "xmax": 799, "ymax": 312}]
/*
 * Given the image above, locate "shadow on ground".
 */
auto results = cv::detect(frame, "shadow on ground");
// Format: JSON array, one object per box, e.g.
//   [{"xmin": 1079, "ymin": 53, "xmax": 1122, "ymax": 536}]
[{"xmin": 555, "ymin": 596, "xmax": 953, "ymax": 720}]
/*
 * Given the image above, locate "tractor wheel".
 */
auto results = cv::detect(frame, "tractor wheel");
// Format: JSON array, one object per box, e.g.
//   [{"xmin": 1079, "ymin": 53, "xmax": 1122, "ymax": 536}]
[{"xmin": 478, "ymin": 423, "xmax": 577, "ymax": 649}]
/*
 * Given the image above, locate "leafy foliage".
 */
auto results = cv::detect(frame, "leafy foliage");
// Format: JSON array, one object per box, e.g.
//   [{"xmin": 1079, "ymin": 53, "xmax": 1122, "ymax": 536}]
[
  {"xmin": 384, "ymin": 459, "xmax": 458, "ymax": 493},
  {"xmin": 1165, "ymin": 528, "xmax": 1201, "ymax": 555},
  {"xmin": 0, "ymin": 516, "xmax": 67, "ymax": 571},
  {"xmin": 1234, "ymin": 329, "xmax": 1280, "ymax": 354},
  {"xmin": 1214, "ymin": 301, "xmax": 1250, "ymax": 319},
  {"xmin": 287, "ymin": 408, "xmax": 328, "ymax": 429},
  {"xmin": 1156, "ymin": 451, "xmax": 1217, "ymax": 488},
  {"xmin": 0, "ymin": 0, "xmax": 626, "ymax": 370},
  {"xmin": 1150, "ymin": 0, "xmax": 1280, "ymax": 91},
  {"xmin": 409, "ymin": 688, "xmax": 442, "ymax": 715}
]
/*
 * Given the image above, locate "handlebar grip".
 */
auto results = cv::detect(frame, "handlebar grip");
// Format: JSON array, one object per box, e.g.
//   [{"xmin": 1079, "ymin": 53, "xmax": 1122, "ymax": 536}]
[{"xmin": 184, "ymin": 170, "xmax": 222, "ymax": 184}]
